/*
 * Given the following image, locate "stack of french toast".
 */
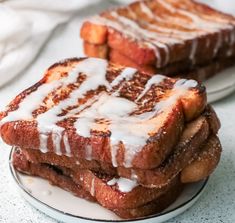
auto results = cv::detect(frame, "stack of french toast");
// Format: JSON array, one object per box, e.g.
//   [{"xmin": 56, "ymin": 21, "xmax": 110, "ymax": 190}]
[
  {"xmin": 81, "ymin": 0, "xmax": 235, "ymax": 81},
  {"xmin": 0, "ymin": 57, "xmax": 222, "ymax": 219}
]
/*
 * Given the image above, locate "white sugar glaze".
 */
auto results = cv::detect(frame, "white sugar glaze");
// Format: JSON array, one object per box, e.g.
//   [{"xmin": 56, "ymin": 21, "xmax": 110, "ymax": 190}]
[
  {"xmin": 110, "ymin": 67, "xmax": 137, "ymax": 87},
  {"xmin": 63, "ymin": 133, "xmax": 71, "ymax": 156},
  {"xmin": 136, "ymin": 74, "xmax": 165, "ymax": 102},
  {"xmin": 85, "ymin": 145, "xmax": 92, "ymax": 161},
  {"xmin": 90, "ymin": 177, "xmax": 95, "ymax": 196},
  {"xmin": 107, "ymin": 177, "xmax": 138, "ymax": 193},
  {"xmin": 111, "ymin": 67, "xmax": 137, "ymax": 97}
]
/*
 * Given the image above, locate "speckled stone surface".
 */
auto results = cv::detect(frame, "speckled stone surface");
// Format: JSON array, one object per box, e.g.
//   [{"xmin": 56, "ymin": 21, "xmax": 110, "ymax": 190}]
[{"xmin": 0, "ymin": 1, "xmax": 235, "ymax": 223}]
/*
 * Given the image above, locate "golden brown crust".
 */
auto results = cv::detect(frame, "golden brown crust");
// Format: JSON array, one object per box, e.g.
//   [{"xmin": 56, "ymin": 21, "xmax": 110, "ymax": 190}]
[
  {"xmin": 181, "ymin": 135, "xmax": 222, "ymax": 183},
  {"xmin": 80, "ymin": 21, "xmax": 108, "ymax": 44},
  {"xmin": 84, "ymin": 41, "xmax": 109, "ymax": 59}
]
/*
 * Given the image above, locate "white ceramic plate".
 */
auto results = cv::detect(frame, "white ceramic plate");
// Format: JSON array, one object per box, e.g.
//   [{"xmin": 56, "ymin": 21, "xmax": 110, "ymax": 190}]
[
  {"xmin": 9, "ymin": 150, "xmax": 208, "ymax": 223},
  {"xmin": 205, "ymin": 66, "xmax": 235, "ymax": 103}
]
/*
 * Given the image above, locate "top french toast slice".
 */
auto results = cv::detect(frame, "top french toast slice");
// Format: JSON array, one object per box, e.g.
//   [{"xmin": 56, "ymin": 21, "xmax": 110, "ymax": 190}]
[
  {"xmin": 81, "ymin": 0, "xmax": 235, "ymax": 67},
  {"xmin": 0, "ymin": 57, "xmax": 206, "ymax": 169}
]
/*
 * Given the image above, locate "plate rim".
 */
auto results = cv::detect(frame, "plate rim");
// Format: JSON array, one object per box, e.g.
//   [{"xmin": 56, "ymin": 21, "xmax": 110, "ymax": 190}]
[
  {"xmin": 9, "ymin": 148, "xmax": 209, "ymax": 223},
  {"xmin": 205, "ymin": 66, "xmax": 235, "ymax": 96},
  {"xmin": 207, "ymin": 80, "xmax": 235, "ymax": 95}
]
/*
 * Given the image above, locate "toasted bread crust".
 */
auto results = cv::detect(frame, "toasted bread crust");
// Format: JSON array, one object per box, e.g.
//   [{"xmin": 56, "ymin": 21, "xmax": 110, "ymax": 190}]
[
  {"xmin": 180, "ymin": 135, "xmax": 222, "ymax": 183},
  {"xmin": 84, "ymin": 42, "xmax": 108, "ymax": 59},
  {"xmin": 80, "ymin": 21, "xmax": 108, "ymax": 44}
]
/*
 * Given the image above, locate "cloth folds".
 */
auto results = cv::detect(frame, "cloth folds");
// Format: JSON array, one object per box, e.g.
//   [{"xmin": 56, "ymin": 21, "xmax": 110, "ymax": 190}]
[{"xmin": 0, "ymin": 0, "xmax": 99, "ymax": 87}]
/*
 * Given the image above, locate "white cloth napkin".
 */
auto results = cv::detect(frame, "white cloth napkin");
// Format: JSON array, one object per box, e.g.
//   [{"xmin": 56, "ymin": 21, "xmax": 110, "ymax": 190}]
[{"xmin": 0, "ymin": 0, "xmax": 99, "ymax": 87}]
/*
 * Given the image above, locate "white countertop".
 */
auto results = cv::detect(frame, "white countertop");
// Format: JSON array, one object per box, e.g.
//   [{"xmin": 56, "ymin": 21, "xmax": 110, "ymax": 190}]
[{"xmin": 0, "ymin": 1, "xmax": 235, "ymax": 223}]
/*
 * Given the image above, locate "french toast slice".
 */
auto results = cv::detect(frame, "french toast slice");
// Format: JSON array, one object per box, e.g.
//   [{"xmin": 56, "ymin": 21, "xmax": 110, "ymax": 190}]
[
  {"xmin": 13, "ymin": 148, "xmax": 182, "ymax": 212},
  {"xmin": 81, "ymin": 0, "xmax": 235, "ymax": 68},
  {"xmin": 20, "ymin": 106, "xmax": 221, "ymax": 188},
  {"xmin": 0, "ymin": 58, "xmax": 206, "ymax": 169}
]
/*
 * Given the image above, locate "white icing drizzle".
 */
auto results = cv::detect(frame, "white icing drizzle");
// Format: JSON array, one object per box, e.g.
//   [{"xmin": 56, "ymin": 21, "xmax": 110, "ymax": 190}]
[
  {"xmin": 190, "ymin": 39, "xmax": 198, "ymax": 64},
  {"xmin": 107, "ymin": 178, "xmax": 117, "ymax": 186},
  {"xmin": 139, "ymin": 2, "xmax": 203, "ymax": 39},
  {"xmin": 110, "ymin": 11, "xmax": 173, "ymax": 67},
  {"xmin": 63, "ymin": 133, "xmax": 71, "ymax": 157},
  {"xmin": 110, "ymin": 11, "xmax": 181, "ymax": 45},
  {"xmin": 131, "ymin": 169, "xmax": 138, "ymax": 180},
  {"xmin": 226, "ymin": 48, "xmax": 233, "ymax": 57},
  {"xmin": 111, "ymin": 145, "xmax": 119, "ymax": 167},
  {"xmin": 36, "ymin": 58, "xmax": 109, "ymax": 155},
  {"xmin": 0, "ymin": 83, "xmax": 62, "ymax": 125},
  {"xmin": 139, "ymin": 2, "xmax": 154, "ymax": 18},
  {"xmin": 174, "ymin": 79, "xmax": 198, "ymax": 89},
  {"xmin": 92, "ymin": 12, "xmax": 180, "ymax": 67},
  {"xmin": 111, "ymin": 67, "xmax": 137, "ymax": 97},
  {"xmin": 39, "ymin": 134, "xmax": 48, "ymax": 153},
  {"xmin": 213, "ymin": 32, "xmax": 222, "ymax": 57},
  {"xmin": 107, "ymin": 177, "xmax": 138, "ymax": 193},
  {"xmin": 1, "ymin": 58, "xmax": 110, "ymax": 155},
  {"xmin": 158, "ymin": 0, "xmax": 232, "ymax": 30},
  {"xmin": 75, "ymin": 160, "xmax": 80, "ymax": 165},
  {"xmin": 205, "ymin": 38, "xmax": 210, "ymax": 48},
  {"xmin": 52, "ymin": 132, "xmax": 62, "ymax": 155},
  {"xmin": 90, "ymin": 177, "xmax": 95, "ymax": 196},
  {"xmin": 111, "ymin": 67, "xmax": 137, "ymax": 87},
  {"xmin": 85, "ymin": 145, "xmax": 92, "ymax": 161},
  {"xmin": 73, "ymin": 78, "xmax": 198, "ymax": 168},
  {"xmin": 135, "ymin": 74, "xmax": 165, "ymax": 102}
]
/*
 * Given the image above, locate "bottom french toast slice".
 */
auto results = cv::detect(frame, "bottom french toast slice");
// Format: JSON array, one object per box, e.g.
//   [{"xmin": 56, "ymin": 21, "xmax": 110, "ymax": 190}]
[
  {"xmin": 180, "ymin": 135, "xmax": 222, "ymax": 183},
  {"xmin": 13, "ymin": 148, "xmax": 183, "ymax": 219},
  {"xmin": 14, "ymin": 147, "xmax": 178, "ymax": 210}
]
